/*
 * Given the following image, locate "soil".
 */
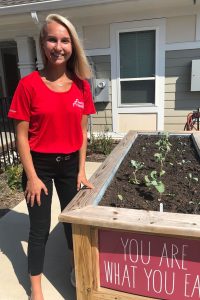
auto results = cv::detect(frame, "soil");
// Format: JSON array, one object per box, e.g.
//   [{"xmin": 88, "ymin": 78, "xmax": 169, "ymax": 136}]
[{"xmin": 99, "ymin": 134, "xmax": 200, "ymax": 214}]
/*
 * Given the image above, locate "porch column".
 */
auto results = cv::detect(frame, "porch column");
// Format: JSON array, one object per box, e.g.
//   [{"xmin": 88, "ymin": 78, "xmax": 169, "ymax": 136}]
[
  {"xmin": 33, "ymin": 35, "xmax": 43, "ymax": 70},
  {"xmin": 15, "ymin": 36, "xmax": 36, "ymax": 78}
]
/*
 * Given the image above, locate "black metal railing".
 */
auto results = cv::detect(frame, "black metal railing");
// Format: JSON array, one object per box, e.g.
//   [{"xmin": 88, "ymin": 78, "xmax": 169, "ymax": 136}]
[{"xmin": 0, "ymin": 97, "xmax": 19, "ymax": 169}]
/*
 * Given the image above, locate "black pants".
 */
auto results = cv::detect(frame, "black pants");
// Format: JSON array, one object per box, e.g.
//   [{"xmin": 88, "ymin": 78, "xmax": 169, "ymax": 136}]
[{"xmin": 22, "ymin": 151, "xmax": 79, "ymax": 276}]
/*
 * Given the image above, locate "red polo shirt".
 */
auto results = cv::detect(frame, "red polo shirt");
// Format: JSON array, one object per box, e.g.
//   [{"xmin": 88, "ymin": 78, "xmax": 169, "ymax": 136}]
[{"xmin": 8, "ymin": 71, "xmax": 96, "ymax": 153}]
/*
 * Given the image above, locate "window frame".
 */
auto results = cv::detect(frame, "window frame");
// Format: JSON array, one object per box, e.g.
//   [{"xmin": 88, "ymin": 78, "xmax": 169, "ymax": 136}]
[
  {"xmin": 118, "ymin": 29, "xmax": 156, "ymax": 106},
  {"xmin": 110, "ymin": 18, "xmax": 166, "ymax": 130}
]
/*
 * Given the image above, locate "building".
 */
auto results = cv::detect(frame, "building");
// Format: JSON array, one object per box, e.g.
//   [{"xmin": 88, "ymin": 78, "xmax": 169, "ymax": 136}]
[{"xmin": 0, "ymin": 0, "xmax": 200, "ymax": 133}]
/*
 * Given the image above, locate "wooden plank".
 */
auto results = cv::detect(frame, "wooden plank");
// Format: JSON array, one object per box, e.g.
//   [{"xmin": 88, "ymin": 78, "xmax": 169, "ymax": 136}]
[
  {"xmin": 93, "ymin": 288, "xmax": 155, "ymax": 300},
  {"xmin": 61, "ymin": 205, "xmax": 200, "ymax": 239},
  {"xmin": 91, "ymin": 228, "xmax": 100, "ymax": 290},
  {"xmin": 72, "ymin": 224, "xmax": 93, "ymax": 300},
  {"xmin": 192, "ymin": 132, "xmax": 200, "ymax": 157},
  {"xmin": 60, "ymin": 131, "xmax": 200, "ymax": 241},
  {"xmin": 59, "ymin": 130, "xmax": 137, "ymax": 213}
]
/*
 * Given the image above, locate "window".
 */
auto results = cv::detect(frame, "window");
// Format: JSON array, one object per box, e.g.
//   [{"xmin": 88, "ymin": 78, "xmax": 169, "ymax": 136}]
[
  {"xmin": 119, "ymin": 30, "xmax": 156, "ymax": 105},
  {"xmin": 111, "ymin": 18, "xmax": 165, "ymax": 131}
]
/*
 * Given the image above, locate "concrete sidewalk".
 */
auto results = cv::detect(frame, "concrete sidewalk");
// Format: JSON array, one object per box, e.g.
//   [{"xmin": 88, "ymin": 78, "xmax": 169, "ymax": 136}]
[{"xmin": 0, "ymin": 162, "xmax": 101, "ymax": 300}]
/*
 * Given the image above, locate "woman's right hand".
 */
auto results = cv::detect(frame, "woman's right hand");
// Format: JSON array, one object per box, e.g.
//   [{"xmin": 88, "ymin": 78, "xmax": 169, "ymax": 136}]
[{"xmin": 25, "ymin": 177, "xmax": 48, "ymax": 207}]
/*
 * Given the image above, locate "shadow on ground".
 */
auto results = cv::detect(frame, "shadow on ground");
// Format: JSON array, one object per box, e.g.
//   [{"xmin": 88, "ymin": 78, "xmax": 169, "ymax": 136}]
[{"xmin": 0, "ymin": 210, "xmax": 76, "ymax": 299}]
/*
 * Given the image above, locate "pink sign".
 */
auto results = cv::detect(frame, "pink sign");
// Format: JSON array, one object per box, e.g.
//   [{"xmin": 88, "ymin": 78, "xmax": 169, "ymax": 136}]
[{"xmin": 99, "ymin": 229, "xmax": 200, "ymax": 300}]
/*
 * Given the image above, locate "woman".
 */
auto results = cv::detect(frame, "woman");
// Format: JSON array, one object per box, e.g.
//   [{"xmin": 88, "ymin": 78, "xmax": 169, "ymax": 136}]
[{"xmin": 8, "ymin": 14, "xmax": 96, "ymax": 300}]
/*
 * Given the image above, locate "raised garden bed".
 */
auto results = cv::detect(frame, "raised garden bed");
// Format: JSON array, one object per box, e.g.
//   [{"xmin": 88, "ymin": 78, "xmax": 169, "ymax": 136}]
[
  {"xmin": 100, "ymin": 133, "xmax": 200, "ymax": 214},
  {"xmin": 59, "ymin": 131, "xmax": 200, "ymax": 300}
]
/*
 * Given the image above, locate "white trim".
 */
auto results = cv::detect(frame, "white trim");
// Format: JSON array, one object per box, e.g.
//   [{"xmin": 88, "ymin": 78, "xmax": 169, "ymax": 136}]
[
  {"xmin": 196, "ymin": 13, "xmax": 200, "ymax": 41},
  {"xmin": 117, "ymin": 106, "xmax": 159, "ymax": 113},
  {"xmin": 166, "ymin": 41, "xmax": 200, "ymax": 50},
  {"xmin": 110, "ymin": 18, "xmax": 166, "ymax": 132},
  {"xmin": 0, "ymin": 0, "xmax": 129, "ymax": 15},
  {"xmin": 120, "ymin": 77, "xmax": 155, "ymax": 81},
  {"xmin": 85, "ymin": 48, "xmax": 111, "ymax": 56}
]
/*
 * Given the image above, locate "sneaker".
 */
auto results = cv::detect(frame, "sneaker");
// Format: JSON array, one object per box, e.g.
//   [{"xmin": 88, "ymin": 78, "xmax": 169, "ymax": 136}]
[{"xmin": 70, "ymin": 268, "xmax": 76, "ymax": 287}]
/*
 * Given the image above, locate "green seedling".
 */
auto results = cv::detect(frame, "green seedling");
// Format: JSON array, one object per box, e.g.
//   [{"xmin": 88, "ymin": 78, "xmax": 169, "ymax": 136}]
[
  {"xmin": 129, "ymin": 160, "xmax": 144, "ymax": 185},
  {"xmin": 154, "ymin": 132, "xmax": 172, "ymax": 174},
  {"xmin": 156, "ymin": 132, "xmax": 172, "ymax": 155},
  {"xmin": 185, "ymin": 173, "xmax": 198, "ymax": 188},
  {"xmin": 117, "ymin": 194, "xmax": 123, "ymax": 201},
  {"xmin": 145, "ymin": 170, "xmax": 165, "ymax": 201}
]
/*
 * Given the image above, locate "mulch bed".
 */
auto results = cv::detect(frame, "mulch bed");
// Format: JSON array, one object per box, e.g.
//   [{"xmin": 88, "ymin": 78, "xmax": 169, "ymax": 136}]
[{"xmin": 99, "ymin": 134, "xmax": 200, "ymax": 214}]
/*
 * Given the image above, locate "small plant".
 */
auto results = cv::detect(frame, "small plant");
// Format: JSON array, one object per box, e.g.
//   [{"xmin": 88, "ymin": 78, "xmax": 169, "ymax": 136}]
[
  {"xmin": 144, "ymin": 170, "xmax": 165, "ymax": 202},
  {"xmin": 185, "ymin": 172, "xmax": 198, "ymax": 188},
  {"xmin": 129, "ymin": 160, "xmax": 144, "ymax": 185},
  {"xmin": 117, "ymin": 194, "xmax": 123, "ymax": 201},
  {"xmin": 88, "ymin": 132, "xmax": 114, "ymax": 155},
  {"xmin": 5, "ymin": 164, "xmax": 23, "ymax": 191},
  {"xmin": 154, "ymin": 132, "xmax": 172, "ymax": 173},
  {"xmin": 156, "ymin": 132, "xmax": 172, "ymax": 154}
]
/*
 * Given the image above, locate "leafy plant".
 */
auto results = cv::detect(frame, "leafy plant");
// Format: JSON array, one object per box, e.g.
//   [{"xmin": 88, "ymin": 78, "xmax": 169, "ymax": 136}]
[
  {"xmin": 88, "ymin": 132, "xmax": 114, "ymax": 155},
  {"xmin": 5, "ymin": 164, "xmax": 23, "ymax": 191},
  {"xmin": 156, "ymin": 132, "xmax": 172, "ymax": 153},
  {"xmin": 154, "ymin": 132, "xmax": 172, "ymax": 173},
  {"xmin": 144, "ymin": 170, "xmax": 165, "ymax": 201},
  {"xmin": 129, "ymin": 160, "xmax": 144, "ymax": 185}
]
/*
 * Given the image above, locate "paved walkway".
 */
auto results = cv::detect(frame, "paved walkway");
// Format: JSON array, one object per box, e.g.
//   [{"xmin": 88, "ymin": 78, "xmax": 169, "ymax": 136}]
[{"xmin": 0, "ymin": 162, "xmax": 101, "ymax": 300}]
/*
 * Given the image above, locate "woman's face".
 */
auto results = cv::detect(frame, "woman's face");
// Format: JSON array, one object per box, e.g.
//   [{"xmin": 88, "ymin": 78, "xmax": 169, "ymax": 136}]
[{"xmin": 42, "ymin": 21, "xmax": 73, "ymax": 66}]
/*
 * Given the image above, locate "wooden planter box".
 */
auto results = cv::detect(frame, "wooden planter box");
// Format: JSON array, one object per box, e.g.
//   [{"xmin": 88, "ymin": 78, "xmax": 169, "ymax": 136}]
[{"xmin": 59, "ymin": 131, "xmax": 200, "ymax": 300}]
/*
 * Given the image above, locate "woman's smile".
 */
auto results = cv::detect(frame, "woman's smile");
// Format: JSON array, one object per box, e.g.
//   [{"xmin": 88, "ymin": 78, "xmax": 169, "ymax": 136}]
[{"xmin": 43, "ymin": 21, "xmax": 72, "ymax": 66}]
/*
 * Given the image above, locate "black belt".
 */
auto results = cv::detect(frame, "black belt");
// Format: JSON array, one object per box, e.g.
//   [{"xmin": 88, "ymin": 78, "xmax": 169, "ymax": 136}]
[{"xmin": 31, "ymin": 151, "xmax": 78, "ymax": 162}]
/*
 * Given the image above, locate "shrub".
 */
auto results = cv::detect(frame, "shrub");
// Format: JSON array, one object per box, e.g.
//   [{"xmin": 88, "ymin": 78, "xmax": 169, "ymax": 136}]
[
  {"xmin": 5, "ymin": 164, "xmax": 23, "ymax": 191},
  {"xmin": 88, "ymin": 132, "xmax": 114, "ymax": 156}
]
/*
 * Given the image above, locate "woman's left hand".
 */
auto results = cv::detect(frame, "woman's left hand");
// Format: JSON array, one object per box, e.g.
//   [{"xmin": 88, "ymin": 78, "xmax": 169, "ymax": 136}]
[{"xmin": 77, "ymin": 170, "xmax": 94, "ymax": 191}]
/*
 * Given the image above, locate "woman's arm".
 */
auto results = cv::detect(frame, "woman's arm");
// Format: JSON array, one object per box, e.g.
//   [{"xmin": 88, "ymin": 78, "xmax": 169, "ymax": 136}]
[
  {"xmin": 16, "ymin": 120, "xmax": 48, "ymax": 206},
  {"xmin": 77, "ymin": 115, "xmax": 94, "ymax": 191}
]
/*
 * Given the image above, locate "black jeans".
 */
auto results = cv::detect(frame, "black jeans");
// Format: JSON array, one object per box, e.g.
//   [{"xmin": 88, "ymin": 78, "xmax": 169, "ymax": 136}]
[{"xmin": 22, "ymin": 151, "xmax": 79, "ymax": 276}]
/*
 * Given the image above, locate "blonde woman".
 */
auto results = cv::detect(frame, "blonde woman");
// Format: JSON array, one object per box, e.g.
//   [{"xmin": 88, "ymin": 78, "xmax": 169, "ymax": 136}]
[{"xmin": 8, "ymin": 14, "xmax": 96, "ymax": 300}]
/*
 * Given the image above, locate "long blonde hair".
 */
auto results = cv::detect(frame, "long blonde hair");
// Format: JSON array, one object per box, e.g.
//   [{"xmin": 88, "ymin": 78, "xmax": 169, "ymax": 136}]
[{"xmin": 39, "ymin": 14, "xmax": 92, "ymax": 79}]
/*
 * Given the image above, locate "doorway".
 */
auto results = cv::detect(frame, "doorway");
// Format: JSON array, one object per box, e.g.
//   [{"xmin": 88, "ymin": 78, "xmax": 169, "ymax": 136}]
[{"xmin": 1, "ymin": 45, "xmax": 20, "ymax": 97}]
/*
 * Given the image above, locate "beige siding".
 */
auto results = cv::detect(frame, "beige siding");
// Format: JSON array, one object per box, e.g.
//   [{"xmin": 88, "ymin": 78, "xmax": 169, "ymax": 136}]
[
  {"xmin": 83, "ymin": 24, "xmax": 110, "ymax": 49},
  {"xmin": 166, "ymin": 15, "xmax": 196, "ymax": 43},
  {"xmin": 88, "ymin": 55, "xmax": 112, "ymax": 132},
  {"xmin": 165, "ymin": 49, "xmax": 200, "ymax": 131},
  {"xmin": 119, "ymin": 114, "xmax": 157, "ymax": 132}
]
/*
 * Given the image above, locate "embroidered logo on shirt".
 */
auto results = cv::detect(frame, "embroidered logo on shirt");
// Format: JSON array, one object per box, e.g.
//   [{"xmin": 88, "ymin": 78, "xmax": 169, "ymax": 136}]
[
  {"xmin": 73, "ymin": 99, "xmax": 84, "ymax": 109},
  {"xmin": 9, "ymin": 109, "xmax": 17, "ymax": 113}
]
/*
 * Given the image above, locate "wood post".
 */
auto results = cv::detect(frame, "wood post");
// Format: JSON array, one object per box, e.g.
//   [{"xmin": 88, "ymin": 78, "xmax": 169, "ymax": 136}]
[{"xmin": 72, "ymin": 224, "xmax": 94, "ymax": 300}]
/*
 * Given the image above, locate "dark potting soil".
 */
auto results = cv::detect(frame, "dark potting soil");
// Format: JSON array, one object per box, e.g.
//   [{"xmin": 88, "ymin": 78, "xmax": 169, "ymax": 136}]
[{"xmin": 99, "ymin": 134, "xmax": 200, "ymax": 214}]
